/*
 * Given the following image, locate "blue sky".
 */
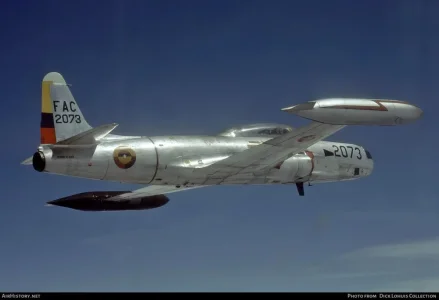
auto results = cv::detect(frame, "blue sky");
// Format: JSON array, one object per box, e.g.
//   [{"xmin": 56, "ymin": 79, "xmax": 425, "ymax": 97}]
[{"xmin": 1, "ymin": 0, "xmax": 438, "ymax": 292}]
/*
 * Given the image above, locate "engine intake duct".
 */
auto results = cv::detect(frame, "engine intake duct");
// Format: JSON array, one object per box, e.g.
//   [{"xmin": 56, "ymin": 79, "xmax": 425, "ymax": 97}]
[{"xmin": 46, "ymin": 191, "xmax": 169, "ymax": 211}]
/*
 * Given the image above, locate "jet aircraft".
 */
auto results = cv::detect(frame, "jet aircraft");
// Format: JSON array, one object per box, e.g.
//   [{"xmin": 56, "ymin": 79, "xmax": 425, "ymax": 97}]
[{"xmin": 21, "ymin": 72, "xmax": 423, "ymax": 211}]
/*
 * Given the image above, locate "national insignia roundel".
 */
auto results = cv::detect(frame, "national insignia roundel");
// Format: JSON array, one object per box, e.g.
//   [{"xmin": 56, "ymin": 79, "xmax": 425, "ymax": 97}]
[{"xmin": 113, "ymin": 146, "xmax": 136, "ymax": 169}]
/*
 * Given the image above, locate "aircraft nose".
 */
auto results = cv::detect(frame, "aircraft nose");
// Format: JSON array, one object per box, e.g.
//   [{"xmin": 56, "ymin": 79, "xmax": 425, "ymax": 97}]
[
  {"xmin": 363, "ymin": 148, "xmax": 374, "ymax": 176},
  {"xmin": 365, "ymin": 149, "xmax": 373, "ymax": 160}
]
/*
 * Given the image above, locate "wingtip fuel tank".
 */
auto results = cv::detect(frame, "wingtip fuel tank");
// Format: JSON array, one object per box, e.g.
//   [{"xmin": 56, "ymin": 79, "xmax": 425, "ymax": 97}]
[
  {"xmin": 282, "ymin": 98, "xmax": 423, "ymax": 126},
  {"xmin": 47, "ymin": 191, "xmax": 170, "ymax": 211}
]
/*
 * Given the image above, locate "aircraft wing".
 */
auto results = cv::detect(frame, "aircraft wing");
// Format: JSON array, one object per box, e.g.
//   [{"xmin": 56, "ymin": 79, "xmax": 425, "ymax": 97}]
[
  {"xmin": 192, "ymin": 122, "xmax": 346, "ymax": 184},
  {"xmin": 107, "ymin": 184, "xmax": 208, "ymax": 201}
]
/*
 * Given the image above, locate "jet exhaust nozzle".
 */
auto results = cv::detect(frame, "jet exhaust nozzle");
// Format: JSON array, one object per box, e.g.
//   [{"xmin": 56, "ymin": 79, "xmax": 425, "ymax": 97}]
[
  {"xmin": 32, "ymin": 151, "xmax": 46, "ymax": 172},
  {"xmin": 46, "ymin": 191, "xmax": 170, "ymax": 211}
]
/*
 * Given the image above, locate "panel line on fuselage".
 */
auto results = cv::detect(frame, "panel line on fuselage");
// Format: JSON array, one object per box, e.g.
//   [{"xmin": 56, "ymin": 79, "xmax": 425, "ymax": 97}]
[
  {"xmin": 47, "ymin": 135, "xmax": 373, "ymax": 186},
  {"xmin": 147, "ymin": 136, "xmax": 160, "ymax": 184}
]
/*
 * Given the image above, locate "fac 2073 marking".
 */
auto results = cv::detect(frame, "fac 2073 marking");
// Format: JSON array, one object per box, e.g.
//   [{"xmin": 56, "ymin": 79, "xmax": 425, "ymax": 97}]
[
  {"xmin": 54, "ymin": 114, "xmax": 81, "ymax": 124},
  {"xmin": 53, "ymin": 100, "xmax": 82, "ymax": 124},
  {"xmin": 332, "ymin": 145, "xmax": 362, "ymax": 159}
]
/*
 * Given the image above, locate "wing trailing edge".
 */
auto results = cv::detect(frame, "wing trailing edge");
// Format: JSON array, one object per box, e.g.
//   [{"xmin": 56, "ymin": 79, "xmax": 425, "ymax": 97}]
[{"xmin": 106, "ymin": 185, "xmax": 208, "ymax": 202}]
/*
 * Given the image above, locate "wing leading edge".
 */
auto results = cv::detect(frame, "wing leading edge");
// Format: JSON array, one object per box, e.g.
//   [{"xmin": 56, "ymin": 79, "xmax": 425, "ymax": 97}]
[{"xmin": 192, "ymin": 122, "xmax": 346, "ymax": 184}]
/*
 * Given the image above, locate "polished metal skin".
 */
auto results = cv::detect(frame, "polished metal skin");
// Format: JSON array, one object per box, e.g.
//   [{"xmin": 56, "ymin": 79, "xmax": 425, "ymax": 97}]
[
  {"xmin": 35, "ymin": 135, "xmax": 373, "ymax": 185},
  {"xmin": 282, "ymin": 98, "xmax": 423, "ymax": 125},
  {"xmin": 217, "ymin": 123, "xmax": 294, "ymax": 137},
  {"xmin": 22, "ymin": 72, "xmax": 423, "ymax": 211}
]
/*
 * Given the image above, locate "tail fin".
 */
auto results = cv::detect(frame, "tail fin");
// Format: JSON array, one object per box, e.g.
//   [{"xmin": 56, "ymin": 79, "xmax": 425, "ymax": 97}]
[{"xmin": 40, "ymin": 72, "xmax": 92, "ymax": 144}]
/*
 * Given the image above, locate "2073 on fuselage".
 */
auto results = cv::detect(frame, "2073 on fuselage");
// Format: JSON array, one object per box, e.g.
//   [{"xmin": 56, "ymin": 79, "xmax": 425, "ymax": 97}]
[{"xmin": 22, "ymin": 72, "xmax": 423, "ymax": 212}]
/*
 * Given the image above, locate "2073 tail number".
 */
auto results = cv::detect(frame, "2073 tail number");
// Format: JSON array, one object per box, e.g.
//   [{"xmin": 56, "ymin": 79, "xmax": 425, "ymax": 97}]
[{"xmin": 332, "ymin": 145, "xmax": 362, "ymax": 159}]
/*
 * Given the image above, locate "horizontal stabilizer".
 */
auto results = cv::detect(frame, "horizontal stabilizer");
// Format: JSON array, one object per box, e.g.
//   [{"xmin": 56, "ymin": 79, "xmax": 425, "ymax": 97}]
[
  {"xmin": 55, "ymin": 123, "xmax": 118, "ymax": 146},
  {"xmin": 21, "ymin": 156, "xmax": 33, "ymax": 165}
]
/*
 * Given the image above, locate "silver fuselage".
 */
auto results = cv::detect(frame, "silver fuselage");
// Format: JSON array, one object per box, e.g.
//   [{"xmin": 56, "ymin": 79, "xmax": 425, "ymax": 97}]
[
  {"xmin": 40, "ymin": 134, "xmax": 374, "ymax": 186},
  {"xmin": 25, "ymin": 72, "xmax": 423, "ymax": 211}
]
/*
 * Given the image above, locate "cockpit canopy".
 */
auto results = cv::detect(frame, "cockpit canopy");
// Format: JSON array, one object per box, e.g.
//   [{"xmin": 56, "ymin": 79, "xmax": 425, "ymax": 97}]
[{"xmin": 217, "ymin": 123, "xmax": 294, "ymax": 138}]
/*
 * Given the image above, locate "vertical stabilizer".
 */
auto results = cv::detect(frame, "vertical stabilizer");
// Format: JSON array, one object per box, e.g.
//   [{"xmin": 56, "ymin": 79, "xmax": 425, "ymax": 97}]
[{"xmin": 40, "ymin": 72, "xmax": 92, "ymax": 144}]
